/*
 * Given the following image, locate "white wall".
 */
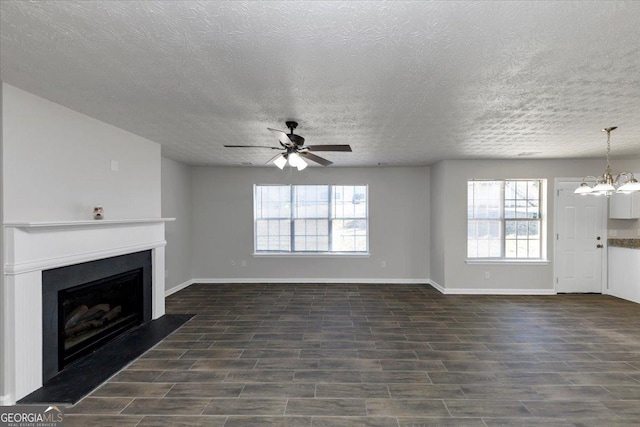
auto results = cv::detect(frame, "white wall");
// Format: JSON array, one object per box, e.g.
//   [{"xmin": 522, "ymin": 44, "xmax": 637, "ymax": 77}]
[
  {"xmin": 162, "ymin": 157, "xmax": 193, "ymax": 292},
  {"xmin": 0, "ymin": 81, "xmax": 5, "ymax": 402},
  {"xmin": 191, "ymin": 166, "xmax": 430, "ymax": 282},
  {"xmin": 430, "ymin": 158, "xmax": 640, "ymax": 292},
  {"xmin": 2, "ymin": 84, "xmax": 161, "ymax": 221}
]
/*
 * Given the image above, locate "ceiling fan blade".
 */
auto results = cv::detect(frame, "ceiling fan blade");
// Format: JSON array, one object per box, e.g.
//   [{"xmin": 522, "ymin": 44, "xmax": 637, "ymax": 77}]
[
  {"xmin": 305, "ymin": 144, "xmax": 352, "ymax": 152},
  {"xmin": 299, "ymin": 151, "xmax": 333, "ymax": 166},
  {"xmin": 267, "ymin": 128, "xmax": 294, "ymax": 147},
  {"xmin": 223, "ymin": 145, "xmax": 282, "ymax": 149}
]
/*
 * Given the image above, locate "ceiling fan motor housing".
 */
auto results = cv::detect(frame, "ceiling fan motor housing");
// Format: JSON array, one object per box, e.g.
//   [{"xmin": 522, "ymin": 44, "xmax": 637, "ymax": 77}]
[
  {"xmin": 285, "ymin": 121, "xmax": 305, "ymax": 146},
  {"xmin": 289, "ymin": 133, "xmax": 305, "ymax": 147}
]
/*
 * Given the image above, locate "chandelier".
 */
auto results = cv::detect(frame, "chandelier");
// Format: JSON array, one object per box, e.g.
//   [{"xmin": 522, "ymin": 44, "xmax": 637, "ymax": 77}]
[{"xmin": 574, "ymin": 127, "xmax": 640, "ymax": 196}]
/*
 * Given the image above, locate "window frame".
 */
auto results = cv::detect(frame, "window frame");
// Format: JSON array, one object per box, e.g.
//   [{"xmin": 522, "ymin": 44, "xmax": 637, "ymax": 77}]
[
  {"xmin": 254, "ymin": 184, "xmax": 369, "ymax": 255},
  {"xmin": 467, "ymin": 179, "xmax": 547, "ymax": 262}
]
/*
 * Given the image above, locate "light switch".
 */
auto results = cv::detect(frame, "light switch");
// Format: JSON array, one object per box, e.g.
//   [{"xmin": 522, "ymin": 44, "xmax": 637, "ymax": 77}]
[{"xmin": 110, "ymin": 160, "xmax": 119, "ymax": 172}]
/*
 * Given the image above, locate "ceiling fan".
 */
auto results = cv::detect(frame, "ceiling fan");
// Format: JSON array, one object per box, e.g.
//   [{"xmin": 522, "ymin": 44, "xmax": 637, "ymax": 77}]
[{"xmin": 224, "ymin": 121, "xmax": 352, "ymax": 170}]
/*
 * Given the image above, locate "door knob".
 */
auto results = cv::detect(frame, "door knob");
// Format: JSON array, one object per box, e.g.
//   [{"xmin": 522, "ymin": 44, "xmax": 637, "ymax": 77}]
[{"xmin": 597, "ymin": 244, "xmax": 604, "ymax": 248}]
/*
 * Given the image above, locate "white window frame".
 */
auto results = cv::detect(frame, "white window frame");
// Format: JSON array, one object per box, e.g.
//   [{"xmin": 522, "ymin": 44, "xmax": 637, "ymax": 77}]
[
  {"xmin": 467, "ymin": 179, "xmax": 547, "ymax": 262},
  {"xmin": 253, "ymin": 184, "xmax": 369, "ymax": 255}
]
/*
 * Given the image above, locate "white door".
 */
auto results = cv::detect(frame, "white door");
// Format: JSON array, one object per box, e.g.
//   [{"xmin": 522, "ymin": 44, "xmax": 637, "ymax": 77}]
[{"xmin": 555, "ymin": 181, "xmax": 607, "ymax": 293}]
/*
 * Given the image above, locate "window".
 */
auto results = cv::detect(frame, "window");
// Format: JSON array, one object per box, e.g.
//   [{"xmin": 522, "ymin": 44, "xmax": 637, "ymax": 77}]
[
  {"xmin": 254, "ymin": 184, "xmax": 368, "ymax": 253},
  {"xmin": 467, "ymin": 180, "xmax": 543, "ymax": 259}
]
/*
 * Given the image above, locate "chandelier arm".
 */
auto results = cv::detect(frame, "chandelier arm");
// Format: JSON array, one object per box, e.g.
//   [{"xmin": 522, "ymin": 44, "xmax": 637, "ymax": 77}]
[
  {"xmin": 580, "ymin": 175, "xmax": 599, "ymax": 185},
  {"xmin": 615, "ymin": 171, "xmax": 637, "ymax": 184}
]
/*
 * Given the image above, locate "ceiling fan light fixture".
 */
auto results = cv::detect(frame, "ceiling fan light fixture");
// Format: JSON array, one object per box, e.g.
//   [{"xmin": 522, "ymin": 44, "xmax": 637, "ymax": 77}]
[
  {"xmin": 273, "ymin": 154, "xmax": 287, "ymax": 170},
  {"xmin": 288, "ymin": 152, "xmax": 303, "ymax": 168},
  {"xmin": 296, "ymin": 159, "xmax": 308, "ymax": 171}
]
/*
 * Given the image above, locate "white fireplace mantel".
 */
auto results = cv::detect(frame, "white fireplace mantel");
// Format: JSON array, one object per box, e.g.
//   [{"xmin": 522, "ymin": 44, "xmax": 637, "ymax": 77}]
[
  {"xmin": 2, "ymin": 218, "xmax": 173, "ymax": 405},
  {"xmin": 5, "ymin": 218, "xmax": 174, "ymax": 229}
]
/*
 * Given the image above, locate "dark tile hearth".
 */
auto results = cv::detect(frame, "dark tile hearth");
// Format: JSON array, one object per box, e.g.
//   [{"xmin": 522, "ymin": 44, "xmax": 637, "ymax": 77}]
[
  {"xmin": 19, "ymin": 314, "xmax": 192, "ymax": 405},
  {"xmin": 64, "ymin": 283, "xmax": 640, "ymax": 426}
]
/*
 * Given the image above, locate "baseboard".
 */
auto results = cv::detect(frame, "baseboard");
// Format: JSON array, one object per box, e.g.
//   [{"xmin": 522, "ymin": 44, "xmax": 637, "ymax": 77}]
[
  {"xmin": 165, "ymin": 279, "xmax": 195, "ymax": 297},
  {"xmin": 441, "ymin": 287, "xmax": 557, "ymax": 295},
  {"xmin": 189, "ymin": 278, "xmax": 431, "ymax": 285},
  {"xmin": 164, "ymin": 277, "xmax": 555, "ymax": 296},
  {"xmin": 427, "ymin": 279, "xmax": 445, "ymax": 293},
  {"xmin": 605, "ymin": 290, "xmax": 640, "ymax": 305}
]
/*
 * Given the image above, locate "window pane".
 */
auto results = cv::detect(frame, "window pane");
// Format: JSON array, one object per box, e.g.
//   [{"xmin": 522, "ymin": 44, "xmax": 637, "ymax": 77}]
[
  {"xmin": 505, "ymin": 239, "xmax": 517, "ymax": 258},
  {"xmin": 468, "ymin": 219, "xmax": 502, "ymax": 258},
  {"xmin": 255, "ymin": 219, "xmax": 290, "ymax": 251},
  {"xmin": 469, "ymin": 181, "xmax": 502, "ymax": 219},
  {"xmin": 332, "ymin": 219, "xmax": 367, "ymax": 252},
  {"xmin": 256, "ymin": 185, "xmax": 291, "ymax": 219},
  {"xmin": 333, "ymin": 185, "xmax": 367, "ymax": 218},
  {"xmin": 295, "ymin": 185, "xmax": 329, "ymax": 218},
  {"xmin": 294, "ymin": 219, "xmax": 329, "ymax": 251},
  {"xmin": 528, "ymin": 239, "xmax": 541, "ymax": 258}
]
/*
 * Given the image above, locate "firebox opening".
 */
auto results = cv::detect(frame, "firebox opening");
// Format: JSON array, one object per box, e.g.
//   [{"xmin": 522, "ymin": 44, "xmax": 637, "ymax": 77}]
[
  {"xmin": 58, "ymin": 268, "xmax": 144, "ymax": 370},
  {"xmin": 42, "ymin": 250, "xmax": 153, "ymax": 383}
]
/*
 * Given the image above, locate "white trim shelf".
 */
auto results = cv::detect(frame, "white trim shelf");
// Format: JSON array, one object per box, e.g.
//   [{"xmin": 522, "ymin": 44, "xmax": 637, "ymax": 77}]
[{"xmin": 4, "ymin": 218, "xmax": 175, "ymax": 229}]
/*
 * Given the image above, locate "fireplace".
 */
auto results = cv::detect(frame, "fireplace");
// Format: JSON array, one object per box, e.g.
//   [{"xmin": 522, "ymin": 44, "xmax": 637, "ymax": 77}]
[
  {"xmin": 42, "ymin": 251, "xmax": 153, "ymax": 382},
  {"xmin": 2, "ymin": 218, "xmax": 170, "ymax": 405}
]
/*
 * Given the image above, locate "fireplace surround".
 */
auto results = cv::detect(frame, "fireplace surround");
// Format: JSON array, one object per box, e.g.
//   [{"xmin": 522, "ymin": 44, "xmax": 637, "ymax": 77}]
[{"xmin": 2, "ymin": 218, "xmax": 172, "ymax": 405}]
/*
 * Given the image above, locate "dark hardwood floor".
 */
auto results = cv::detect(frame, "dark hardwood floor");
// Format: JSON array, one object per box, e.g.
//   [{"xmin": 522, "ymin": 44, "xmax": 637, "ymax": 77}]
[{"xmin": 65, "ymin": 283, "xmax": 640, "ymax": 426}]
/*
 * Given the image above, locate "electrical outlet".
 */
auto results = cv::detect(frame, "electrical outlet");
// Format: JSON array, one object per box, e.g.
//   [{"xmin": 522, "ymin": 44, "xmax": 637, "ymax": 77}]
[
  {"xmin": 381, "ymin": 261, "xmax": 386, "ymax": 268},
  {"xmin": 637, "ymin": 229, "xmax": 640, "ymax": 237},
  {"xmin": 231, "ymin": 260, "xmax": 236, "ymax": 266},
  {"xmin": 609, "ymin": 229, "xmax": 618, "ymax": 237},
  {"xmin": 110, "ymin": 159, "xmax": 119, "ymax": 172},
  {"xmin": 241, "ymin": 260, "xmax": 247, "ymax": 267},
  {"xmin": 484, "ymin": 271, "xmax": 490, "ymax": 280}
]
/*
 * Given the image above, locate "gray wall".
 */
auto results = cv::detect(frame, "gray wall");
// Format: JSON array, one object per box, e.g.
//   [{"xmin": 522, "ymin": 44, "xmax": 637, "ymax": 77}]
[
  {"xmin": 190, "ymin": 166, "xmax": 430, "ymax": 282},
  {"xmin": 430, "ymin": 158, "xmax": 640, "ymax": 291},
  {"xmin": 429, "ymin": 161, "xmax": 446, "ymax": 287},
  {"xmin": 162, "ymin": 157, "xmax": 193, "ymax": 292},
  {"xmin": 2, "ymin": 84, "xmax": 161, "ymax": 221}
]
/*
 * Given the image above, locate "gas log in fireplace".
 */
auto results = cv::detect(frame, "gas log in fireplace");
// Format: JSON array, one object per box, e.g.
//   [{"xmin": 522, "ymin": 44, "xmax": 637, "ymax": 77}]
[
  {"xmin": 60, "ymin": 269, "xmax": 143, "ymax": 367},
  {"xmin": 42, "ymin": 251, "xmax": 152, "ymax": 382}
]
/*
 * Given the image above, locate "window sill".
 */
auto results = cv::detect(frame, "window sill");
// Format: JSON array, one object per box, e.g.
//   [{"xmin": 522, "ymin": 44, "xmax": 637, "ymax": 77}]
[
  {"xmin": 253, "ymin": 252, "xmax": 370, "ymax": 259},
  {"xmin": 466, "ymin": 259, "xmax": 550, "ymax": 266}
]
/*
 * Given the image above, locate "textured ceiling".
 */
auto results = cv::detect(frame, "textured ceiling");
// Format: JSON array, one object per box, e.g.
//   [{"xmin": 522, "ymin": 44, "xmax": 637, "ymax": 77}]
[{"xmin": 1, "ymin": 1, "xmax": 639, "ymax": 167}]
